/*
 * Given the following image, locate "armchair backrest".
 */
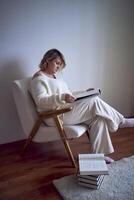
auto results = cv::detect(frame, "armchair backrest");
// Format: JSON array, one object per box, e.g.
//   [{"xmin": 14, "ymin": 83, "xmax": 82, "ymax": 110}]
[{"xmin": 12, "ymin": 77, "xmax": 38, "ymax": 136}]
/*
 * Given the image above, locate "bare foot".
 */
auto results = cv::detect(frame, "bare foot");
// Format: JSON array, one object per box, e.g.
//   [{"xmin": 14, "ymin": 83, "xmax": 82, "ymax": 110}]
[{"xmin": 104, "ymin": 156, "xmax": 114, "ymax": 164}]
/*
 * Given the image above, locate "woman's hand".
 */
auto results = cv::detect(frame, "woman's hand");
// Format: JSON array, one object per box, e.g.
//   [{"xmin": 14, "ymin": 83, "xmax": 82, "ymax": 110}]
[{"xmin": 64, "ymin": 94, "xmax": 76, "ymax": 103}]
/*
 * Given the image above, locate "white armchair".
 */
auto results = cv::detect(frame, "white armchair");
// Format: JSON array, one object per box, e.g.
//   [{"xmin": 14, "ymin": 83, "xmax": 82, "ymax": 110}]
[{"xmin": 12, "ymin": 77, "xmax": 90, "ymax": 168}]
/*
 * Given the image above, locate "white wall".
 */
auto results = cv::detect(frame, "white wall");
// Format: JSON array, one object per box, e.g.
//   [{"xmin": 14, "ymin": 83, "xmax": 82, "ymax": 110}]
[{"xmin": 0, "ymin": 0, "xmax": 134, "ymax": 144}]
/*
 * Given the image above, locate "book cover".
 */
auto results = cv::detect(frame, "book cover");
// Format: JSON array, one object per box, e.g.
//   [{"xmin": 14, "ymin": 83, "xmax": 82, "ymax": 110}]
[
  {"xmin": 78, "ymin": 153, "xmax": 109, "ymax": 175},
  {"xmin": 77, "ymin": 174, "xmax": 101, "ymax": 181},
  {"xmin": 75, "ymin": 88, "xmax": 101, "ymax": 101},
  {"xmin": 78, "ymin": 175, "xmax": 104, "ymax": 189},
  {"xmin": 78, "ymin": 175, "xmax": 104, "ymax": 186}
]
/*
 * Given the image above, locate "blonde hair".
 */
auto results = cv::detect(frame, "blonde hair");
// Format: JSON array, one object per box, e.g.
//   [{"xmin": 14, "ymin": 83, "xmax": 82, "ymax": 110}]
[{"xmin": 39, "ymin": 49, "xmax": 66, "ymax": 70}]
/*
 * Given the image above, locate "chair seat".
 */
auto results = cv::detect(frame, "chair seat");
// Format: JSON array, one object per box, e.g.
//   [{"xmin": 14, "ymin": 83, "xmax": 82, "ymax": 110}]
[{"xmin": 33, "ymin": 124, "xmax": 88, "ymax": 142}]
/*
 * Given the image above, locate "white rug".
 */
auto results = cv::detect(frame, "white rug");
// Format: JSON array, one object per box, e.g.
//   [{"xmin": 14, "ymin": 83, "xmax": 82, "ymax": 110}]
[{"xmin": 53, "ymin": 156, "xmax": 134, "ymax": 200}]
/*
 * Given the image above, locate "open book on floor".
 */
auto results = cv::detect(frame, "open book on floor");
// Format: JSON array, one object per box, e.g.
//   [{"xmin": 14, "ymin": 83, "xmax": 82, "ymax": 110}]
[
  {"xmin": 75, "ymin": 88, "xmax": 101, "ymax": 101},
  {"xmin": 78, "ymin": 153, "xmax": 109, "ymax": 175}
]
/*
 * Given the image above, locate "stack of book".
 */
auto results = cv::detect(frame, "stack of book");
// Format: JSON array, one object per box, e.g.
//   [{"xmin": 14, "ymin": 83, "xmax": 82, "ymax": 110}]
[{"xmin": 77, "ymin": 153, "xmax": 109, "ymax": 189}]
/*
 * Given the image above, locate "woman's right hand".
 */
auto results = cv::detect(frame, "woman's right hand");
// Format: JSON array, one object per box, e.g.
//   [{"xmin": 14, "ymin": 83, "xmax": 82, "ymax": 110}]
[{"xmin": 64, "ymin": 94, "xmax": 76, "ymax": 103}]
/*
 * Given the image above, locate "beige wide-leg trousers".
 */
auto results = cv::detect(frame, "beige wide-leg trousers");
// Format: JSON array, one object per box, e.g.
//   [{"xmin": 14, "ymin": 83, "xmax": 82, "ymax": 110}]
[{"xmin": 46, "ymin": 96, "xmax": 124, "ymax": 155}]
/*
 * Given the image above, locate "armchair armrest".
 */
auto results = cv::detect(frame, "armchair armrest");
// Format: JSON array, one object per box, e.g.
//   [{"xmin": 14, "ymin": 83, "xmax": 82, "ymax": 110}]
[{"xmin": 38, "ymin": 106, "xmax": 72, "ymax": 119}]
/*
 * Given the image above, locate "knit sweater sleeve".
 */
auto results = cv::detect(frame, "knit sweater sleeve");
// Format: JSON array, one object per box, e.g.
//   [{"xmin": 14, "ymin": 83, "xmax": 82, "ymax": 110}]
[{"xmin": 29, "ymin": 77, "xmax": 66, "ymax": 111}]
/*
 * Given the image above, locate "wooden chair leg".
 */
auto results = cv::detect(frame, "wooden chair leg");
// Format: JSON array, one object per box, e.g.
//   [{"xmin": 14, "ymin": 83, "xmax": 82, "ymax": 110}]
[
  {"xmin": 53, "ymin": 116, "xmax": 77, "ymax": 169},
  {"xmin": 21, "ymin": 118, "xmax": 42, "ymax": 156}
]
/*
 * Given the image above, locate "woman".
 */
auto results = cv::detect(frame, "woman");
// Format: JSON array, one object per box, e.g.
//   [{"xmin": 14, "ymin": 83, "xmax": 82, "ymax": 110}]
[{"xmin": 30, "ymin": 49, "xmax": 134, "ymax": 163}]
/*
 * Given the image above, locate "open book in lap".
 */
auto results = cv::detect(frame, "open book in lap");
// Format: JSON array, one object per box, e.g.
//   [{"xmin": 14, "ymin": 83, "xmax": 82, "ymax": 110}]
[{"xmin": 74, "ymin": 88, "xmax": 101, "ymax": 101}]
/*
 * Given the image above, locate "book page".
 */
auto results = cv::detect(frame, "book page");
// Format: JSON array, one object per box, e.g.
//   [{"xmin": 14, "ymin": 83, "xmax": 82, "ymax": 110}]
[
  {"xmin": 80, "ymin": 160, "xmax": 108, "ymax": 171},
  {"xmin": 79, "ymin": 153, "xmax": 104, "ymax": 160},
  {"xmin": 79, "ymin": 154, "xmax": 108, "ymax": 175}
]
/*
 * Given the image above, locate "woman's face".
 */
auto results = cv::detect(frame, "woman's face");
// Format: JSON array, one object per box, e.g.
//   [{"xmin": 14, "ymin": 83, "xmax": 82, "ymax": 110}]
[{"xmin": 46, "ymin": 57, "xmax": 63, "ymax": 75}]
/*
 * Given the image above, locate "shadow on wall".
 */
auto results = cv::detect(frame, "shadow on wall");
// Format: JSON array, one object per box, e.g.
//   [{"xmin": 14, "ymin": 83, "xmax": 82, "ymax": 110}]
[{"xmin": 0, "ymin": 59, "xmax": 27, "ymax": 144}]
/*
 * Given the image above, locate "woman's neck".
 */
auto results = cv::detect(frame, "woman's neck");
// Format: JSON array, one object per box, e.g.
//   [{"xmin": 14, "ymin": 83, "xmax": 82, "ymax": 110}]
[{"xmin": 41, "ymin": 70, "xmax": 56, "ymax": 79}]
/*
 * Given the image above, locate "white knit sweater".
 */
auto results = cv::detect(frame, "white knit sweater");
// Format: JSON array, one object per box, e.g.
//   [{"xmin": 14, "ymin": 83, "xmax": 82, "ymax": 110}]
[{"xmin": 29, "ymin": 72, "xmax": 72, "ymax": 112}]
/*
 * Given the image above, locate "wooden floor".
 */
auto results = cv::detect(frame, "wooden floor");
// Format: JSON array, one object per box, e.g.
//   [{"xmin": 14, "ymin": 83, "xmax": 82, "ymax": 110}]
[{"xmin": 0, "ymin": 128, "xmax": 134, "ymax": 200}]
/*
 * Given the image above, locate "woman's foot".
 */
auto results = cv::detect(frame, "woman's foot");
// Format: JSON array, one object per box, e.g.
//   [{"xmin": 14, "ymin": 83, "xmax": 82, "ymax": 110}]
[
  {"xmin": 119, "ymin": 118, "xmax": 134, "ymax": 128},
  {"xmin": 104, "ymin": 156, "xmax": 114, "ymax": 164}
]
